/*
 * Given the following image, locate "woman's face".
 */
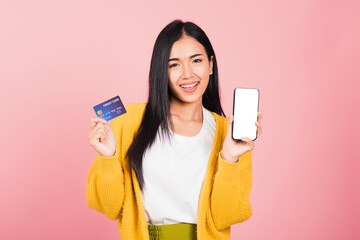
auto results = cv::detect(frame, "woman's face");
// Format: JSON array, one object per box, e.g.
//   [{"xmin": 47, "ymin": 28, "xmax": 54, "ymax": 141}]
[{"xmin": 168, "ymin": 34, "xmax": 213, "ymax": 105}]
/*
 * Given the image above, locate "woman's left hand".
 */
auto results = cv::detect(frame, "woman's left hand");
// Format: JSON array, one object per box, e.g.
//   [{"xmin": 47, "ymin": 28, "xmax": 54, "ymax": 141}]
[{"xmin": 220, "ymin": 112, "xmax": 262, "ymax": 163}]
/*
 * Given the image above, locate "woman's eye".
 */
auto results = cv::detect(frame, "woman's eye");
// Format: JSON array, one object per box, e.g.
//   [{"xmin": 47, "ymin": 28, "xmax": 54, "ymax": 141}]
[
  {"xmin": 193, "ymin": 59, "xmax": 202, "ymax": 63},
  {"xmin": 169, "ymin": 63, "xmax": 179, "ymax": 68}
]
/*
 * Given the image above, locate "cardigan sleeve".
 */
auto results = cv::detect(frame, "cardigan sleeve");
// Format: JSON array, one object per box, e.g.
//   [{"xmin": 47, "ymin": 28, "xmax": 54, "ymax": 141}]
[
  {"xmin": 210, "ymin": 150, "xmax": 253, "ymax": 230},
  {"xmin": 85, "ymin": 116, "xmax": 125, "ymax": 221}
]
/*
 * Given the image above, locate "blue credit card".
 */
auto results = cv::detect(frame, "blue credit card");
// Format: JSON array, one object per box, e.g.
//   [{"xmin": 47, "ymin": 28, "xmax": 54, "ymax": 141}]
[{"xmin": 93, "ymin": 96, "xmax": 127, "ymax": 121}]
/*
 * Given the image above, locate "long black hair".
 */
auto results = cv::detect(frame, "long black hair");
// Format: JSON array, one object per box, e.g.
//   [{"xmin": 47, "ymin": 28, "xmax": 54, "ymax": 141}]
[{"xmin": 126, "ymin": 19, "xmax": 225, "ymax": 191}]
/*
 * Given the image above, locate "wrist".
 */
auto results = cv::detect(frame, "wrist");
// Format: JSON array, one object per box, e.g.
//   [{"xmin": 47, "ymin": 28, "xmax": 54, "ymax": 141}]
[{"xmin": 220, "ymin": 151, "xmax": 238, "ymax": 163}]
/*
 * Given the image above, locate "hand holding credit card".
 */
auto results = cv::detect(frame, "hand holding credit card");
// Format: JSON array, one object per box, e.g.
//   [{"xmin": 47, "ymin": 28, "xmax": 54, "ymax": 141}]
[{"xmin": 93, "ymin": 96, "xmax": 127, "ymax": 121}]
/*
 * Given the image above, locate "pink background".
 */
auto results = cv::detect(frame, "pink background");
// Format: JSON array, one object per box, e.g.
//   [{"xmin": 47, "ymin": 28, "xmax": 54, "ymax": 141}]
[{"xmin": 1, "ymin": 0, "xmax": 359, "ymax": 239}]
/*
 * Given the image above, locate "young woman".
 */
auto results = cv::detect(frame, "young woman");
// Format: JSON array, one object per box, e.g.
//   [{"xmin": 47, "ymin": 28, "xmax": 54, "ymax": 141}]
[{"xmin": 86, "ymin": 19, "xmax": 262, "ymax": 240}]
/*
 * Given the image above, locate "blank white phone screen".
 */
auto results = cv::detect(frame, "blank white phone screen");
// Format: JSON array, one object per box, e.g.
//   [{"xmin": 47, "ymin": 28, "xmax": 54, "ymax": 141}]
[{"xmin": 233, "ymin": 88, "xmax": 259, "ymax": 140}]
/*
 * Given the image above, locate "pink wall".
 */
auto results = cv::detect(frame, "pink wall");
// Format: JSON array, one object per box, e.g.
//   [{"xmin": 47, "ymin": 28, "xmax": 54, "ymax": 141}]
[{"xmin": 1, "ymin": 0, "xmax": 359, "ymax": 239}]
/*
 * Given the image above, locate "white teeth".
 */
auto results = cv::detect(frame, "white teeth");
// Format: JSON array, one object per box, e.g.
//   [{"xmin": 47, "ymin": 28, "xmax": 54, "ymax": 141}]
[{"xmin": 180, "ymin": 82, "xmax": 198, "ymax": 88}]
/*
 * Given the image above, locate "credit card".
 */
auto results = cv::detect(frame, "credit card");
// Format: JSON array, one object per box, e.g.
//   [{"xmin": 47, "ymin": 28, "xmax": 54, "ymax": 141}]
[{"xmin": 93, "ymin": 96, "xmax": 126, "ymax": 121}]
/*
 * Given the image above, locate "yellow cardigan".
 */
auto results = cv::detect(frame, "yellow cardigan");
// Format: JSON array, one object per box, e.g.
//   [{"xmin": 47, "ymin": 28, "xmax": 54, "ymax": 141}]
[{"xmin": 86, "ymin": 103, "xmax": 252, "ymax": 240}]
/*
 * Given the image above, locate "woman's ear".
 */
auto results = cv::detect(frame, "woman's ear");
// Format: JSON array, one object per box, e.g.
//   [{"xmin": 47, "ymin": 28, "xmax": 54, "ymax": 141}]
[{"xmin": 209, "ymin": 56, "xmax": 214, "ymax": 75}]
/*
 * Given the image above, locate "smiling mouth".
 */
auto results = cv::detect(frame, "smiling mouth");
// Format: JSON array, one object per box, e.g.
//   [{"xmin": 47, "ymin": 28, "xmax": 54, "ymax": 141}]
[{"xmin": 180, "ymin": 82, "xmax": 199, "ymax": 89}]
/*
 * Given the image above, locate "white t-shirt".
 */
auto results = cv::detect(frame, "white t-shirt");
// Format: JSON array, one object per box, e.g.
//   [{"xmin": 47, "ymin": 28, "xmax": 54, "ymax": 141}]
[{"xmin": 141, "ymin": 106, "xmax": 216, "ymax": 225}]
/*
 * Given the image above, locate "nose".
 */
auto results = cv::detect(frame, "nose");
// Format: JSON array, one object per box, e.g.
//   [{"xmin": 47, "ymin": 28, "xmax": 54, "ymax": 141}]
[{"xmin": 181, "ymin": 63, "xmax": 193, "ymax": 79}]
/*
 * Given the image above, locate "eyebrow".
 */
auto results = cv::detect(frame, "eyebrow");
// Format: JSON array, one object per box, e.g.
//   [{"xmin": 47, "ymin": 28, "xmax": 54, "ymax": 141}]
[{"xmin": 168, "ymin": 53, "xmax": 203, "ymax": 62}]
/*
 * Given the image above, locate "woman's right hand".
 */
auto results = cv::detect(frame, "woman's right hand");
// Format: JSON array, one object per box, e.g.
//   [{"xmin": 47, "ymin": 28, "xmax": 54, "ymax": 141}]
[{"xmin": 88, "ymin": 117, "xmax": 117, "ymax": 157}]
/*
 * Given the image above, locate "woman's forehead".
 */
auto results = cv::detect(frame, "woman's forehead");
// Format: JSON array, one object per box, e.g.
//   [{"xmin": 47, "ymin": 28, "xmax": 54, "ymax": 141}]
[{"xmin": 169, "ymin": 36, "xmax": 206, "ymax": 59}]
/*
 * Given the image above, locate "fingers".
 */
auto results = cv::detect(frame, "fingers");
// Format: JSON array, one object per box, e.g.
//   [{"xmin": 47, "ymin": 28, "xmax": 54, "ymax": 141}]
[
  {"xmin": 104, "ymin": 122, "xmax": 111, "ymax": 131},
  {"xmin": 88, "ymin": 117, "xmax": 109, "ymax": 144},
  {"xmin": 257, "ymin": 111, "xmax": 262, "ymax": 122},
  {"xmin": 225, "ymin": 113, "xmax": 234, "ymax": 135},
  {"xmin": 92, "ymin": 123, "xmax": 108, "ymax": 135},
  {"xmin": 240, "ymin": 137, "xmax": 252, "ymax": 142},
  {"xmin": 90, "ymin": 117, "xmax": 107, "ymax": 130},
  {"xmin": 240, "ymin": 137, "xmax": 255, "ymax": 151},
  {"xmin": 256, "ymin": 111, "xmax": 262, "ymax": 137},
  {"xmin": 256, "ymin": 121, "xmax": 262, "ymax": 136},
  {"xmin": 89, "ymin": 129, "xmax": 107, "ymax": 145}
]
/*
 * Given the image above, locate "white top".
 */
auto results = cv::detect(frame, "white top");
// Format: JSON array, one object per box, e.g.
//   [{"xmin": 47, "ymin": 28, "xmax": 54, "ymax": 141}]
[{"xmin": 141, "ymin": 106, "xmax": 216, "ymax": 225}]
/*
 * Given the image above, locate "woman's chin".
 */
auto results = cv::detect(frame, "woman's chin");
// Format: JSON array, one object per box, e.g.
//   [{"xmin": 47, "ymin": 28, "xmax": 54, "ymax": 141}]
[{"xmin": 172, "ymin": 95, "xmax": 202, "ymax": 105}]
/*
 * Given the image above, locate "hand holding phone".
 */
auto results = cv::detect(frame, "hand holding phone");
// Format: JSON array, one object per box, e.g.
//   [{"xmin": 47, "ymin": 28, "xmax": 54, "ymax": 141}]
[{"xmin": 232, "ymin": 88, "xmax": 260, "ymax": 141}]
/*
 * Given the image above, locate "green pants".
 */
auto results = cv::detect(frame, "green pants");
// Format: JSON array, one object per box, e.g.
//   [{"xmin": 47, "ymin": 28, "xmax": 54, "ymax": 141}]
[{"xmin": 148, "ymin": 223, "xmax": 197, "ymax": 240}]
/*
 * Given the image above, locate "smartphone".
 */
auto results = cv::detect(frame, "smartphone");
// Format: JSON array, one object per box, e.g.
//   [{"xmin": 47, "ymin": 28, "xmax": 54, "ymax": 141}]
[{"xmin": 232, "ymin": 88, "xmax": 260, "ymax": 141}]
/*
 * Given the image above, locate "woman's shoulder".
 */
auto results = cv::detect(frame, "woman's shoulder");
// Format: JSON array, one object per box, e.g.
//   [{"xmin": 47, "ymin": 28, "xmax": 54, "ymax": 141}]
[
  {"xmin": 124, "ymin": 102, "xmax": 147, "ymax": 113},
  {"xmin": 112, "ymin": 102, "xmax": 147, "ymax": 126},
  {"xmin": 205, "ymin": 108, "xmax": 228, "ymax": 133},
  {"xmin": 205, "ymin": 108, "xmax": 227, "ymax": 123},
  {"xmin": 122, "ymin": 102, "xmax": 147, "ymax": 121}
]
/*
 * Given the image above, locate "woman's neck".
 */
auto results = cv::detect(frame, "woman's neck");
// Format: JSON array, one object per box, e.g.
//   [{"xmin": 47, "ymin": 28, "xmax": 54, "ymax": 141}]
[{"xmin": 169, "ymin": 99, "xmax": 203, "ymax": 121}]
